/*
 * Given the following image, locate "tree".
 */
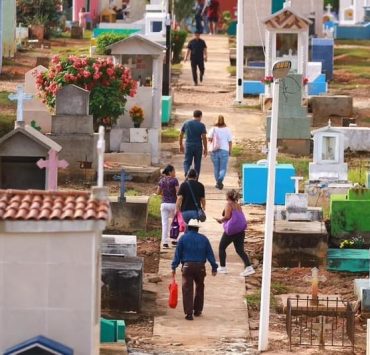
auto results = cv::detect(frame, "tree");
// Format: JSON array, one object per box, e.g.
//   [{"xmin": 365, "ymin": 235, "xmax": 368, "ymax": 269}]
[
  {"xmin": 16, "ymin": 0, "xmax": 62, "ymax": 27},
  {"xmin": 174, "ymin": 0, "xmax": 194, "ymax": 26}
]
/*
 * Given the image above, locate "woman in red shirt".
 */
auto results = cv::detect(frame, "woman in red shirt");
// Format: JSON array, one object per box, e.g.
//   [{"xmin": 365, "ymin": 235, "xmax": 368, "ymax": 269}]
[{"xmin": 207, "ymin": 0, "xmax": 220, "ymax": 35}]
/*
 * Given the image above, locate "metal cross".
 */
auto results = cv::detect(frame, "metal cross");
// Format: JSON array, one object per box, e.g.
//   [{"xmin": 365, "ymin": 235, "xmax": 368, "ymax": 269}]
[
  {"xmin": 8, "ymin": 85, "xmax": 33, "ymax": 124},
  {"xmin": 37, "ymin": 149, "xmax": 69, "ymax": 191},
  {"xmin": 303, "ymin": 267, "xmax": 327, "ymax": 305}
]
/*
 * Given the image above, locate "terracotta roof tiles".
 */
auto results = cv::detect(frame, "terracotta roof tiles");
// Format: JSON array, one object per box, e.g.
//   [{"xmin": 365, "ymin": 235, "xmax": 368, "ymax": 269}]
[{"xmin": 0, "ymin": 190, "xmax": 110, "ymax": 221}]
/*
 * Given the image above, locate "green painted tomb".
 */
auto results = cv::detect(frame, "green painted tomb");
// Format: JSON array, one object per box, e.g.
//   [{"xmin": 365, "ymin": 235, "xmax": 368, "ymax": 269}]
[
  {"xmin": 100, "ymin": 318, "xmax": 126, "ymax": 343},
  {"xmin": 327, "ymin": 248, "xmax": 370, "ymax": 272}
]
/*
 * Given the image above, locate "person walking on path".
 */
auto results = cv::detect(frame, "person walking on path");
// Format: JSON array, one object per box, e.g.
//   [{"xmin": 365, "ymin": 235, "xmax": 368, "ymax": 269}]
[
  {"xmin": 203, "ymin": 0, "xmax": 219, "ymax": 35},
  {"xmin": 157, "ymin": 165, "xmax": 179, "ymax": 249},
  {"xmin": 171, "ymin": 218, "xmax": 218, "ymax": 320},
  {"xmin": 215, "ymin": 190, "xmax": 255, "ymax": 277},
  {"xmin": 194, "ymin": 0, "xmax": 204, "ymax": 34},
  {"xmin": 179, "ymin": 110, "xmax": 208, "ymax": 177},
  {"xmin": 176, "ymin": 168, "xmax": 205, "ymax": 223},
  {"xmin": 184, "ymin": 32, "xmax": 207, "ymax": 86},
  {"xmin": 208, "ymin": 115, "xmax": 233, "ymax": 190}
]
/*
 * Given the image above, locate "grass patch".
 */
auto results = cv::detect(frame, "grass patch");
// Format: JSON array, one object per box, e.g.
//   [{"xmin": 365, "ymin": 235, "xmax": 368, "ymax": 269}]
[
  {"xmin": 125, "ymin": 189, "xmax": 140, "ymax": 196},
  {"xmin": 162, "ymin": 127, "xmax": 179, "ymax": 141},
  {"xmin": 348, "ymin": 167, "xmax": 367, "ymax": 185},
  {"xmin": 227, "ymin": 65, "xmax": 236, "ymax": 76},
  {"xmin": 0, "ymin": 91, "xmax": 16, "ymax": 109},
  {"xmin": 148, "ymin": 194, "xmax": 161, "ymax": 221},
  {"xmin": 172, "ymin": 63, "xmax": 183, "ymax": 71},
  {"xmin": 246, "ymin": 282, "xmax": 289, "ymax": 311},
  {"xmin": 136, "ymin": 229, "xmax": 161, "ymax": 240},
  {"xmin": 234, "ymin": 104, "xmax": 261, "ymax": 110},
  {"xmin": 51, "ymin": 46, "xmax": 90, "ymax": 56},
  {"xmin": 231, "ymin": 144, "xmax": 244, "ymax": 157},
  {"xmin": 0, "ymin": 114, "xmax": 15, "ymax": 137},
  {"xmin": 277, "ymin": 156, "xmax": 310, "ymax": 180}
]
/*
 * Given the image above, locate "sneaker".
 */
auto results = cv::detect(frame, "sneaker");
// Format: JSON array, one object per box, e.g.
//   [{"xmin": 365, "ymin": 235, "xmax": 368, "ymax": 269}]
[
  {"xmin": 218, "ymin": 266, "xmax": 228, "ymax": 274},
  {"xmin": 162, "ymin": 243, "xmax": 169, "ymax": 249},
  {"xmin": 194, "ymin": 311, "xmax": 202, "ymax": 317},
  {"xmin": 240, "ymin": 266, "xmax": 255, "ymax": 277},
  {"xmin": 185, "ymin": 314, "xmax": 193, "ymax": 320}
]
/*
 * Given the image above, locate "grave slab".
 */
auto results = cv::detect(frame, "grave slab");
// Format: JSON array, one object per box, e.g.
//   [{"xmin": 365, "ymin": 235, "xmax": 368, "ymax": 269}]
[
  {"xmin": 354, "ymin": 279, "xmax": 370, "ymax": 304},
  {"xmin": 55, "ymin": 85, "xmax": 90, "ymax": 116},
  {"xmin": 102, "ymin": 234, "xmax": 137, "ymax": 256},
  {"xmin": 101, "ymin": 255, "xmax": 143, "ymax": 312},
  {"xmin": 273, "ymin": 220, "xmax": 328, "ymax": 267}
]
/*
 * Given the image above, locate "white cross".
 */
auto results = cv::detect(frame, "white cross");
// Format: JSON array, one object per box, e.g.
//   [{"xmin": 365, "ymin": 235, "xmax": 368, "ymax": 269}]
[
  {"xmin": 8, "ymin": 85, "xmax": 33, "ymax": 124},
  {"xmin": 303, "ymin": 267, "xmax": 327, "ymax": 305},
  {"xmin": 326, "ymin": 3, "xmax": 333, "ymax": 13},
  {"xmin": 97, "ymin": 125, "xmax": 105, "ymax": 188}
]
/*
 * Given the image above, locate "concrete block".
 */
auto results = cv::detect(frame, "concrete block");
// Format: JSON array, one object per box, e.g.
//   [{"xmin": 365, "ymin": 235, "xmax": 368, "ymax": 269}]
[
  {"xmin": 273, "ymin": 221, "xmax": 328, "ymax": 267},
  {"xmin": 107, "ymin": 198, "xmax": 149, "ymax": 232},
  {"xmin": 285, "ymin": 193, "xmax": 311, "ymax": 221},
  {"xmin": 275, "ymin": 205, "xmax": 323, "ymax": 221},
  {"xmin": 51, "ymin": 115, "xmax": 94, "ymax": 134},
  {"xmin": 130, "ymin": 128, "xmax": 148, "ymax": 143},
  {"xmin": 277, "ymin": 139, "xmax": 311, "ymax": 155},
  {"xmin": 354, "ymin": 279, "xmax": 370, "ymax": 300},
  {"xmin": 101, "ymin": 255, "xmax": 143, "ymax": 312},
  {"xmin": 102, "ymin": 234, "xmax": 137, "ymax": 256},
  {"xmin": 310, "ymin": 95, "xmax": 353, "ymax": 127},
  {"xmin": 119, "ymin": 142, "xmax": 151, "ymax": 153},
  {"xmin": 267, "ymin": 117, "xmax": 311, "ymax": 140},
  {"xmin": 104, "ymin": 152, "xmax": 152, "ymax": 167}
]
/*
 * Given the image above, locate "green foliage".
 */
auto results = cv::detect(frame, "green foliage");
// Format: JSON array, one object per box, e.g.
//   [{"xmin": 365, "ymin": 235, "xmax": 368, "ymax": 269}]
[
  {"xmin": 340, "ymin": 236, "xmax": 365, "ymax": 249},
  {"xmin": 148, "ymin": 195, "xmax": 161, "ymax": 221},
  {"xmin": 0, "ymin": 115, "xmax": 15, "ymax": 138},
  {"xmin": 227, "ymin": 65, "xmax": 236, "ymax": 76},
  {"xmin": 221, "ymin": 11, "xmax": 232, "ymax": 32},
  {"xmin": 136, "ymin": 229, "xmax": 162, "ymax": 240},
  {"xmin": 174, "ymin": 0, "xmax": 194, "ymax": 24},
  {"xmin": 246, "ymin": 282, "xmax": 289, "ymax": 311},
  {"xmin": 348, "ymin": 167, "xmax": 367, "ymax": 185},
  {"xmin": 231, "ymin": 144, "xmax": 243, "ymax": 157},
  {"xmin": 16, "ymin": 0, "xmax": 62, "ymax": 28},
  {"xmin": 171, "ymin": 30, "xmax": 188, "ymax": 64},
  {"xmin": 324, "ymin": 0, "xmax": 339, "ymax": 12},
  {"xmin": 0, "ymin": 92, "xmax": 16, "ymax": 109},
  {"xmin": 161, "ymin": 127, "xmax": 179, "ymax": 140},
  {"xmin": 96, "ymin": 33, "xmax": 128, "ymax": 55}
]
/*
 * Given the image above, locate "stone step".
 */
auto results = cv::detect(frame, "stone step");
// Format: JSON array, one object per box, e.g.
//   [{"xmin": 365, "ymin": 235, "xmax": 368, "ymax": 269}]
[{"xmin": 105, "ymin": 152, "xmax": 152, "ymax": 168}]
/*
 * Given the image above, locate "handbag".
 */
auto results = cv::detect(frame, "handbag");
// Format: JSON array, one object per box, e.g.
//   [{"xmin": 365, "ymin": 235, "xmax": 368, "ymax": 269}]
[
  {"xmin": 223, "ymin": 209, "xmax": 247, "ymax": 236},
  {"xmin": 187, "ymin": 181, "xmax": 206, "ymax": 222},
  {"xmin": 168, "ymin": 277, "xmax": 178, "ymax": 308},
  {"xmin": 177, "ymin": 211, "xmax": 186, "ymax": 232},
  {"xmin": 211, "ymin": 128, "xmax": 221, "ymax": 151},
  {"xmin": 170, "ymin": 215, "xmax": 180, "ymax": 239}
]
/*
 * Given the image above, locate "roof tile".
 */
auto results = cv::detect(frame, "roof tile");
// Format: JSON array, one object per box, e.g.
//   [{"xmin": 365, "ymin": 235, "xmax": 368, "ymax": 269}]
[{"xmin": 0, "ymin": 190, "xmax": 110, "ymax": 221}]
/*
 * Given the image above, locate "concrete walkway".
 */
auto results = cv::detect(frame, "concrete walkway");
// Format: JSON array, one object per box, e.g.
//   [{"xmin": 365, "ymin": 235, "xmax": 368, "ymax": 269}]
[{"xmin": 152, "ymin": 35, "xmax": 263, "ymax": 354}]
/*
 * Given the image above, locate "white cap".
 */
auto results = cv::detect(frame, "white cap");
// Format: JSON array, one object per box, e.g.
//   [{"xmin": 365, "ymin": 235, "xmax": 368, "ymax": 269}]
[{"xmin": 187, "ymin": 219, "xmax": 200, "ymax": 228}]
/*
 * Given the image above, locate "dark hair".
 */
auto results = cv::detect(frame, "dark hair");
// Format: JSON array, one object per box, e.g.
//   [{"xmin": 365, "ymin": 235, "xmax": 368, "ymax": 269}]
[
  {"xmin": 226, "ymin": 189, "xmax": 240, "ymax": 202},
  {"xmin": 215, "ymin": 115, "xmax": 226, "ymax": 127},
  {"xmin": 162, "ymin": 164, "xmax": 174, "ymax": 176},
  {"xmin": 186, "ymin": 168, "xmax": 198, "ymax": 179},
  {"xmin": 193, "ymin": 110, "xmax": 202, "ymax": 118},
  {"xmin": 188, "ymin": 226, "xmax": 199, "ymax": 231},
  {"xmin": 194, "ymin": 31, "xmax": 201, "ymax": 35}
]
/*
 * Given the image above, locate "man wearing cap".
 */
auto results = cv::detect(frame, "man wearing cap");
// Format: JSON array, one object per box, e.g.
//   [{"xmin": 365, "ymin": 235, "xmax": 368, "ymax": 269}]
[
  {"xmin": 184, "ymin": 31, "xmax": 207, "ymax": 86},
  {"xmin": 171, "ymin": 219, "xmax": 218, "ymax": 320}
]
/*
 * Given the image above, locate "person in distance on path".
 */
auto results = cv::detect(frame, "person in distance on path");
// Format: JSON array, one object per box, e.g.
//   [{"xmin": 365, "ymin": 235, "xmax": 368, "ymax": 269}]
[
  {"xmin": 179, "ymin": 110, "xmax": 208, "ymax": 178},
  {"xmin": 171, "ymin": 218, "xmax": 218, "ymax": 320},
  {"xmin": 215, "ymin": 190, "xmax": 255, "ymax": 277},
  {"xmin": 184, "ymin": 31, "xmax": 207, "ymax": 86}
]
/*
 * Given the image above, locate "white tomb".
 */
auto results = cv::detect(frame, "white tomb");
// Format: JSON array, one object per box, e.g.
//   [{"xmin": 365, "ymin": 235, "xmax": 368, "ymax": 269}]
[
  {"xmin": 108, "ymin": 34, "xmax": 165, "ymax": 165},
  {"xmin": 339, "ymin": 0, "xmax": 369, "ymax": 25},
  {"xmin": 309, "ymin": 122, "xmax": 348, "ymax": 181},
  {"xmin": 24, "ymin": 65, "xmax": 52, "ymax": 133}
]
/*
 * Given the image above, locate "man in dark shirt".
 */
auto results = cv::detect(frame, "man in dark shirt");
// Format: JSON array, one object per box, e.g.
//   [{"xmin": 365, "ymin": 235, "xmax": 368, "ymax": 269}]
[
  {"xmin": 171, "ymin": 218, "xmax": 218, "ymax": 320},
  {"xmin": 179, "ymin": 110, "xmax": 207, "ymax": 177},
  {"xmin": 185, "ymin": 31, "xmax": 207, "ymax": 86},
  {"xmin": 176, "ymin": 168, "xmax": 205, "ymax": 223}
]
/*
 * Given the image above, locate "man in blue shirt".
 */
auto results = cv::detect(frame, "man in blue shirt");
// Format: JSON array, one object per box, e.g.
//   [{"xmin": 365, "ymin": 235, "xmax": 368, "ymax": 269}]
[
  {"xmin": 179, "ymin": 109, "xmax": 207, "ymax": 177},
  {"xmin": 171, "ymin": 219, "xmax": 218, "ymax": 320}
]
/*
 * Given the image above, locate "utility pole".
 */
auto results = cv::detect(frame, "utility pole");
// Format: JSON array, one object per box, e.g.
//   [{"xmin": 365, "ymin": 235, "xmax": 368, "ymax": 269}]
[
  {"xmin": 162, "ymin": 0, "xmax": 172, "ymax": 96},
  {"xmin": 235, "ymin": 0, "xmax": 244, "ymax": 103},
  {"xmin": 258, "ymin": 60, "xmax": 292, "ymax": 352}
]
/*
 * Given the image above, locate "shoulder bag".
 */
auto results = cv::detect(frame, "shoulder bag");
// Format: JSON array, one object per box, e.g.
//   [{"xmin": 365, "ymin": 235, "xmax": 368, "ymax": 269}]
[
  {"xmin": 223, "ymin": 208, "xmax": 247, "ymax": 236},
  {"xmin": 187, "ymin": 181, "xmax": 206, "ymax": 222}
]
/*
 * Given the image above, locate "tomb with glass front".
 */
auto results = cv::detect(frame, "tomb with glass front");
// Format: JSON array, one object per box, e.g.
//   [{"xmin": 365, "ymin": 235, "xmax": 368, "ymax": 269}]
[{"xmin": 309, "ymin": 122, "xmax": 348, "ymax": 181}]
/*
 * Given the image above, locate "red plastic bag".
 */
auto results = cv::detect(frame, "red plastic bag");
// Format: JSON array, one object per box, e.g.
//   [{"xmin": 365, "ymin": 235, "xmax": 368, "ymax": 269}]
[
  {"xmin": 177, "ymin": 211, "xmax": 186, "ymax": 232},
  {"xmin": 168, "ymin": 277, "xmax": 178, "ymax": 309}
]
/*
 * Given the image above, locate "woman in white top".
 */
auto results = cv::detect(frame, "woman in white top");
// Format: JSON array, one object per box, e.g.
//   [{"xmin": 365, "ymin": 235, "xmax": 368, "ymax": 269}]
[{"xmin": 208, "ymin": 115, "xmax": 232, "ymax": 189}]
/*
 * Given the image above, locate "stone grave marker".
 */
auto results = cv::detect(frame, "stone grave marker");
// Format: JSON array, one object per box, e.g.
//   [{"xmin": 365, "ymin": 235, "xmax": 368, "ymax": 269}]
[
  {"xmin": 303, "ymin": 267, "xmax": 327, "ymax": 305},
  {"xmin": 8, "ymin": 85, "xmax": 33, "ymax": 126},
  {"xmin": 24, "ymin": 65, "xmax": 52, "ymax": 133},
  {"xmin": 49, "ymin": 84, "xmax": 98, "ymax": 177},
  {"xmin": 102, "ymin": 234, "xmax": 137, "ymax": 256}
]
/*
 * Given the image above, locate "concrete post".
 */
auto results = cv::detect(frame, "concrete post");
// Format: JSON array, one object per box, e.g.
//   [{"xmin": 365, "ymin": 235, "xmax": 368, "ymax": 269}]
[
  {"xmin": 235, "ymin": 0, "xmax": 244, "ymax": 103},
  {"xmin": 0, "ymin": 0, "xmax": 3, "ymax": 74}
]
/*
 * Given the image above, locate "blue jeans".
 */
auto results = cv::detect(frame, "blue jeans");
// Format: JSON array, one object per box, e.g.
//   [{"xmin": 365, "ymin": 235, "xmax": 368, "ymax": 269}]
[
  {"xmin": 184, "ymin": 144, "xmax": 203, "ymax": 177},
  {"xmin": 211, "ymin": 149, "xmax": 229, "ymax": 184},
  {"xmin": 182, "ymin": 210, "xmax": 199, "ymax": 223}
]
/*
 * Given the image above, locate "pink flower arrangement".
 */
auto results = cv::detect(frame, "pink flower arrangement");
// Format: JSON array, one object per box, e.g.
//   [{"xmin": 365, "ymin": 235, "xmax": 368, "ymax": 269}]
[
  {"xmin": 36, "ymin": 55, "xmax": 138, "ymax": 127},
  {"xmin": 261, "ymin": 76, "xmax": 274, "ymax": 85}
]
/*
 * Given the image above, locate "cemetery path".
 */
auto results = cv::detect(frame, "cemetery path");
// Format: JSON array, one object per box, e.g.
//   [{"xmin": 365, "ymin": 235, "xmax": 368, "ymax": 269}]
[{"xmin": 150, "ymin": 35, "xmax": 264, "ymax": 354}]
